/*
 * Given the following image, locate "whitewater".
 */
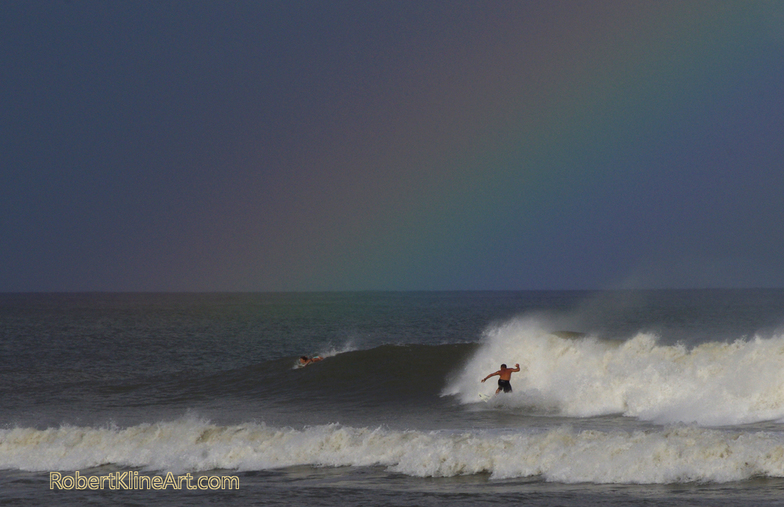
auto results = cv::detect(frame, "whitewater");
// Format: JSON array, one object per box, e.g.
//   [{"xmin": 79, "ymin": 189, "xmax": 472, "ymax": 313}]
[
  {"xmin": 4, "ymin": 419, "xmax": 784, "ymax": 484},
  {"xmin": 446, "ymin": 317, "xmax": 784, "ymax": 426}
]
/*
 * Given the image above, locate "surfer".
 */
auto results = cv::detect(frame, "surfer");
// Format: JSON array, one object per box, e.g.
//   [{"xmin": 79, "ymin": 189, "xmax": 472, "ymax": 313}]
[
  {"xmin": 298, "ymin": 356, "xmax": 322, "ymax": 367},
  {"xmin": 481, "ymin": 363, "xmax": 520, "ymax": 394}
]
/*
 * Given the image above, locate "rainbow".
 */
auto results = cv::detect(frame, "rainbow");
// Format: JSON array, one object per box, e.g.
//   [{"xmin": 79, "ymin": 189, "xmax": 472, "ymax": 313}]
[{"xmin": 264, "ymin": 2, "xmax": 781, "ymax": 290}]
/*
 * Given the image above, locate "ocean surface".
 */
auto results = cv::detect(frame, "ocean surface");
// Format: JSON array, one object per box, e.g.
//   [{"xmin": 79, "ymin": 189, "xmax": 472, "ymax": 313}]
[{"xmin": 2, "ymin": 290, "xmax": 784, "ymax": 506}]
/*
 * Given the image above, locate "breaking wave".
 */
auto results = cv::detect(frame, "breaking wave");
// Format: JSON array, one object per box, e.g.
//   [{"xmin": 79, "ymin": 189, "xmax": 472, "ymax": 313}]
[
  {"xmin": 2, "ymin": 418, "xmax": 784, "ymax": 484},
  {"xmin": 444, "ymin": 317, "xmax": 784, "ymax": 425}
]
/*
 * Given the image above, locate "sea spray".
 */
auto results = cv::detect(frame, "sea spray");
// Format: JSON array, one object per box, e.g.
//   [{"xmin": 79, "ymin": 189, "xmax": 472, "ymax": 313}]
[{"xmin": 444, "ymin": 316, "xmax": 784, "ymax": 425}]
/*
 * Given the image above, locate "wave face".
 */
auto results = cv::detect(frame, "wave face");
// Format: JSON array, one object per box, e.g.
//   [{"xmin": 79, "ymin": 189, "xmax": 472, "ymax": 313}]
[
  {"xmin": 444, "ymin": 317, "xmax": 784, "ymax": 425},
  {"xmin": 164, "ymin": 342, "xmax": 476, "ymax": 406},
  {"xmin": 3, "ymin": 419, "xmax": 784, "ymax": 484}
]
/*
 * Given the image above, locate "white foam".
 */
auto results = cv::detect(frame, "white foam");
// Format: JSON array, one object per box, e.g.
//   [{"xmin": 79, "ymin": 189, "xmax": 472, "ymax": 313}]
[
  {"xmin": 443, "ymin": 316, "xmax": 784, "ymax": 425},
  {"xmin": 3, "ymin": 419, "xmax": 784, "ymax": 483},
  {"xmin": 317, "ymin": 341, "xmax": 357, "ymax": 359}
]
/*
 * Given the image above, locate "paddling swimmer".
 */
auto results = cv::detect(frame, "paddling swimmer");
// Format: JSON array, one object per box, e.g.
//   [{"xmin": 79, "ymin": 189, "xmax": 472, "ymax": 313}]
[
  {"xmin": 298, "ymin": 356, "xmax": 323, "ymax": 367},
  {"xmin": 481, "ymin": 363, "xmax": 520, "ymax": 394}
]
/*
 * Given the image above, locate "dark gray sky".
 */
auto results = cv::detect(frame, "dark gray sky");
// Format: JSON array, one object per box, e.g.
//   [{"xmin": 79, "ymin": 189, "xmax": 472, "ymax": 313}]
[{"xmin": 2, "ymin": 1, "xmax": 784, "ymax": 291}]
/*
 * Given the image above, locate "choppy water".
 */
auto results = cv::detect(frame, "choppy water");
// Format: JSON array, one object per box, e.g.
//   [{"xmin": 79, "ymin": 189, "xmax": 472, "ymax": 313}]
[{"xmin": 2, "ymin": 290, "xmax": 784, "ymax": 505}]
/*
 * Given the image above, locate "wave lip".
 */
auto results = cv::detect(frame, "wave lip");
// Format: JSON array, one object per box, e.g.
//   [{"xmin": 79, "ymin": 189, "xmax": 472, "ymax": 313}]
[
  {"xmin": 444, "ymin": 317, "xmax": 784, "ymax": 426},
  {"xmin": 3, "ymin": 420, "xmax": 784, "ymax": 484}
]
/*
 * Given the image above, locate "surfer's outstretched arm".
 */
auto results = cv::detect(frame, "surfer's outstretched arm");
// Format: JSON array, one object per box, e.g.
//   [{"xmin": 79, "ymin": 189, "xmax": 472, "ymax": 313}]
[{"xmin": 481, "ymin": 371, "xmax": 500, "ymax": 383}]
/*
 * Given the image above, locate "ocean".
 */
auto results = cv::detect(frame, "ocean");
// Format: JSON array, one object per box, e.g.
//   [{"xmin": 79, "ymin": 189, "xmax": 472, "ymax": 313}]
[{"xmin": 2, "ymin": 290, "xmax": 784, "ymax": 506}]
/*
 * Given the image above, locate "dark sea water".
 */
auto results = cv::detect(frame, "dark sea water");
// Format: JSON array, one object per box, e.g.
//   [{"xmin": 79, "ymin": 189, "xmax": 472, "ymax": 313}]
[{"xmin": 2, "ymin": 290, "xmax": 784, "ymax": 506}]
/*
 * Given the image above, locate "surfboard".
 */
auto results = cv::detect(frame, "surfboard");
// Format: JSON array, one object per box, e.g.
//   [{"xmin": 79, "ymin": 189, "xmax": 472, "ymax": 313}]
[{"xmin": 479, "ymin": 393, "xmax": 492, "ymax": 402}]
